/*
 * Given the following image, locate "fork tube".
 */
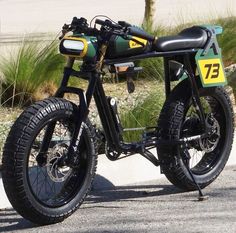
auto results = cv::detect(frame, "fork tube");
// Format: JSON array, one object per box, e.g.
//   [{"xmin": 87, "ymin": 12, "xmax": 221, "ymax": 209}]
[
  {"xmin": 164, "ymin": 57, "xmax": 171, "ymax": 98},
  {"xmin": 61, "ymin": 57, "xmax": 75, "ymax": 87},
  {"xmin": 86, "ymin": 71, "xmax": 98, "ymax": 106},
  {"xmin": 184, "ymin": 55, "xmax": 206, "ymax": 128},
  {"xmin": 38, "ymin": 57, "xmax": 75, "ymax": 156}
]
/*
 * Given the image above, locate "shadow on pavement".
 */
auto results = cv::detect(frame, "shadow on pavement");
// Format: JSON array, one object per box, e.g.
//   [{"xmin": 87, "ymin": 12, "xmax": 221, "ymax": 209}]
[
  {"xmin": 0, "ymin": 209, "xmax": 37, "ymax": 232},
  {"xmin": 93, "ymin": 174, "xmax": 116, "ymax": 190},
  {"xmin": 1, "ymin": 185, "xmax": 234, "ymax": 231},
  {"xmin": 0, "ymin": 184, "xmax": 182, "ymax": 231},
  {"xmin": 87, "ymin": 183, "xmax": 183, "ymax": 203}
]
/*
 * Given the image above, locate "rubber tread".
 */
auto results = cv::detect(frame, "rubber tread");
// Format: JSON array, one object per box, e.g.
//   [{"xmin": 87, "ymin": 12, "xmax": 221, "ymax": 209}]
[
  {"xmin": 157, "ymin": 80, "xmax": 234, "ymax": 190},
  {"xmin": 2, "ymin": 97, "xmax": 97, "ymax": 225}
]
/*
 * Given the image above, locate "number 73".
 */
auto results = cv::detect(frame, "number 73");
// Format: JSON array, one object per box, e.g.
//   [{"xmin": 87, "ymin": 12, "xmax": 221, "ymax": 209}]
[{"xmin": 204, "ymin": 63, "xmax": 220, "ymax": 79}]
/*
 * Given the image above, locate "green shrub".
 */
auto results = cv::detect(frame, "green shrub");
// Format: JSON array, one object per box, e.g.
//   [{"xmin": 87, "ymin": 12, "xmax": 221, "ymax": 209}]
[
  {"xmin": 228, "ymin": 70, "xmax": 236, "ymax": 96},
  {"xmin": 138, "ymin": 58, "xmax": 164, "ymax": 81},
  {"xmin": 136, "ymin": 24, "xmax": 166, "ymax": 81},
  {"xmin": 121, "ymin": 82, "xmax": 165, "ymax": 142},
  {"xmin": 213, "ymin": 16, "xmax": 236, "ymax": 65},
  {"xmin": 0, "ymin": 37, "xmax": 65, "ymax": 106}
]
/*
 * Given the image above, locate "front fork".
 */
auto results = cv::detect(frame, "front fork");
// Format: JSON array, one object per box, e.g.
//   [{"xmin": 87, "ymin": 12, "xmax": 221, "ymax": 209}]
[
  {"xmin": 184, "ymin": 55, "xmax": 207, "ymax": 129},
  {"xmin": 178, "ymin": 55, "xmax": 210, "ymax": 200},
  {"xmin": 186, "ymin": 55, "xmax": 216, "ymax": 138},
  {"xmin": 36, "ymin": 57, "xmax": 76, "ymax": 166},
  {"xmin": 37, "ymin": 44, "xmax": 112, "ymax": 167},
  {"xmin": 37, "ymin": 57, "xmax": 96, "ymax": 166}
]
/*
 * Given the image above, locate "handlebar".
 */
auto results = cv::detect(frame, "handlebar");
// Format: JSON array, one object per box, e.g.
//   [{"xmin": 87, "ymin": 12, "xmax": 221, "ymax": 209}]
[
  {"xmin": 95, "ymin": 19, "xmax": 122, "ymax": 30},
  {"xmin": 61, "ymin": 16, "xmax": 155, "ymax": 43},
  {"xmin": 95, "ymin": 18, "xmax": 155, "ymax": 41}
]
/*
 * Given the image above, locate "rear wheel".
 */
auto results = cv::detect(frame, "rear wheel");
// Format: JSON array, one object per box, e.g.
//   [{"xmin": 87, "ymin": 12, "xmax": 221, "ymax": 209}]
[
  {"xmin": 2, "ymin": 97, "xmax": 97, "ymax": 225},
  {"xmin": 157, "ymin": 80, "xmax": 234, "ymax": 190}
]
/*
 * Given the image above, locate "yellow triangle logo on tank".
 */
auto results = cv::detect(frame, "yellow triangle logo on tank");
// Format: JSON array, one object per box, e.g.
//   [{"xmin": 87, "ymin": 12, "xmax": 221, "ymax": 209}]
[{"xmin": 129, "ymin": 36, "xmax": 148, "ymax": 48}]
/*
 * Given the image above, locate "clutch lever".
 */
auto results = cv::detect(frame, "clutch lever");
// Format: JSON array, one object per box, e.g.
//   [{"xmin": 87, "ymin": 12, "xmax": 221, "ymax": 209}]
[{"xmin": 59, "ymin": 24, "xmax": 71, "ymax": 40}]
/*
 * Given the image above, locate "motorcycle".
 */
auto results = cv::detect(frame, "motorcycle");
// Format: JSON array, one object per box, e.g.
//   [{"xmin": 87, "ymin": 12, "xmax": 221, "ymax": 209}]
[{"xmin": 2, "ymin": 16, "xmax": 234, "ymax": 225}]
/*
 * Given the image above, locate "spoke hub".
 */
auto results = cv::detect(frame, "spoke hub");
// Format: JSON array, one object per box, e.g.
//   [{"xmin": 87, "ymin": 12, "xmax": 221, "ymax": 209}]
[
  {"xmin": 46, "ymin": 143, "xmax": 72, "ymax": 182},
  {"xmin": 199, "ymin": 115, "xmax": 220, "ymax": 153}
]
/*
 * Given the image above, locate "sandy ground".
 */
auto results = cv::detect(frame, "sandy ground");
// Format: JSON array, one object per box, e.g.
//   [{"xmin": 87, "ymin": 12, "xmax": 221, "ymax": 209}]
[{"xmin": 0, "ymin": 0, "xmax": 235, "ymax": 34}]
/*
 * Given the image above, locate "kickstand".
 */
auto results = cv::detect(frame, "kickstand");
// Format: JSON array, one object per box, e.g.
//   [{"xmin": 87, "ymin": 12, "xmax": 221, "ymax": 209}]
[{"xmin": 182, "ymin": 146, "xmax": 209, "ymax": 201}]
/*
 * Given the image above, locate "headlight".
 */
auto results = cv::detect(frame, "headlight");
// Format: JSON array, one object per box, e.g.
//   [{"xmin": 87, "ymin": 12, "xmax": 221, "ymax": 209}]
[
  {"xmin": 59, "ymin": 37, "xmax": 88, "ymax": 58},
  {"xmin": 63, "ymin": 40, "xmax": 85, "ymax": 51}
]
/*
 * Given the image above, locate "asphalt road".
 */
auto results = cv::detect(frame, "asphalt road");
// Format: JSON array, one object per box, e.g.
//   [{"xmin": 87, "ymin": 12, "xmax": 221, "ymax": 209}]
[{"xmin": 0, "ymin": 165, "xmax": 236, "ymax": 233}]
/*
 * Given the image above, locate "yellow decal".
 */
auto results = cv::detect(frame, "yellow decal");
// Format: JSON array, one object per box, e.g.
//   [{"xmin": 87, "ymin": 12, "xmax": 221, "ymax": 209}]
[
  {"xmin": 198, "ymin": 58, "xmax": 226, "ymax": 85},
  {"xmin": 129, "ymin": 37, "xmax": 147, "ymax": 48}
]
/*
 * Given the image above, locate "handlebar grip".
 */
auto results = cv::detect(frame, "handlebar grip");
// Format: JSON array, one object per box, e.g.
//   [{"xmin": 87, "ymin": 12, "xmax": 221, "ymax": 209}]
[
  {"xmin": 95, "ymin": 19, "xmax": 122, "ymax": 30},
  {"xmin": 118, "ymin": 21, "xmax": 131, "ymax": 27},
  {"xmin": 95, "ymin": 19, "xmax": 106, "ymax": 26},
  {"xmin": 127, "ymin": 26, "xmax": 155, "ymax": 41}
]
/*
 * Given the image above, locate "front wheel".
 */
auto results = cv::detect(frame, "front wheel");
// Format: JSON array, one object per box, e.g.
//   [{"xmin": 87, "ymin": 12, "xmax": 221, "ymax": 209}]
[
  {"xmin": 2, "ymin": 97, "xmax": 97, "ymax": 225},
  {"xmin": 157, "ymin": 80, "xmax": 234, "ymax": 190}
]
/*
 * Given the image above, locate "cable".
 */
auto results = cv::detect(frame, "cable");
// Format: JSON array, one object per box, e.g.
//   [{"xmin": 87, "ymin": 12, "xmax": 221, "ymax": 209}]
[{"xmin": 89, "ymin": 15, "xmax": 118, "ymax": 27}]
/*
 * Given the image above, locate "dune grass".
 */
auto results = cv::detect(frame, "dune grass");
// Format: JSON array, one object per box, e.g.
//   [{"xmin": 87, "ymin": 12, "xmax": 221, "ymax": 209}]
[{"xmin": 0, "ymin": 37, "xmax": 65, "ymax": 107}]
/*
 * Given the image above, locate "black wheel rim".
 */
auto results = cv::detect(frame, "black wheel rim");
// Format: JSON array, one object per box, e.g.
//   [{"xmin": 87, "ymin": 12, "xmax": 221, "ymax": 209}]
[
  {"xmin": 26, "ymin": 117, "xmax": 89, "ymax": 207},
  {"xmin": 181, "ymin": 93, "xmax": 226, "ymax": 175}
]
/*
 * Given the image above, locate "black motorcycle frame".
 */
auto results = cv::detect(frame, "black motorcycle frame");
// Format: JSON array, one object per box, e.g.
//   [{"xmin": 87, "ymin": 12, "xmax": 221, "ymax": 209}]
[{"xmin": 38, "ymin": 40, "xmax": 211, "ymax": 168}]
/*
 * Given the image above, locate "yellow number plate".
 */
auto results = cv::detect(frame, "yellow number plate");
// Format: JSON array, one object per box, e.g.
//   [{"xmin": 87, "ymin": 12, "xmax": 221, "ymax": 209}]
[{"xmin": 198, "ymin": 58, "xmax": 226, "ymax": 85}]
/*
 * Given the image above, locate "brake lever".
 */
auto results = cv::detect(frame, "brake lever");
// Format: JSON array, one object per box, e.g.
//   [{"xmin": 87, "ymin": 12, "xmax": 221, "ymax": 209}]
[{"xmin": 59, "ymin": 24, "xmax": 71, "ymax": 40}]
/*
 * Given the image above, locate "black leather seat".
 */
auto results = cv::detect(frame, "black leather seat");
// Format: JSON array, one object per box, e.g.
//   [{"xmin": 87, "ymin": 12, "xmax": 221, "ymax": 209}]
[{"xmin": 154, "ymin": 26, "xmax": 208, "ymax": 52}]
